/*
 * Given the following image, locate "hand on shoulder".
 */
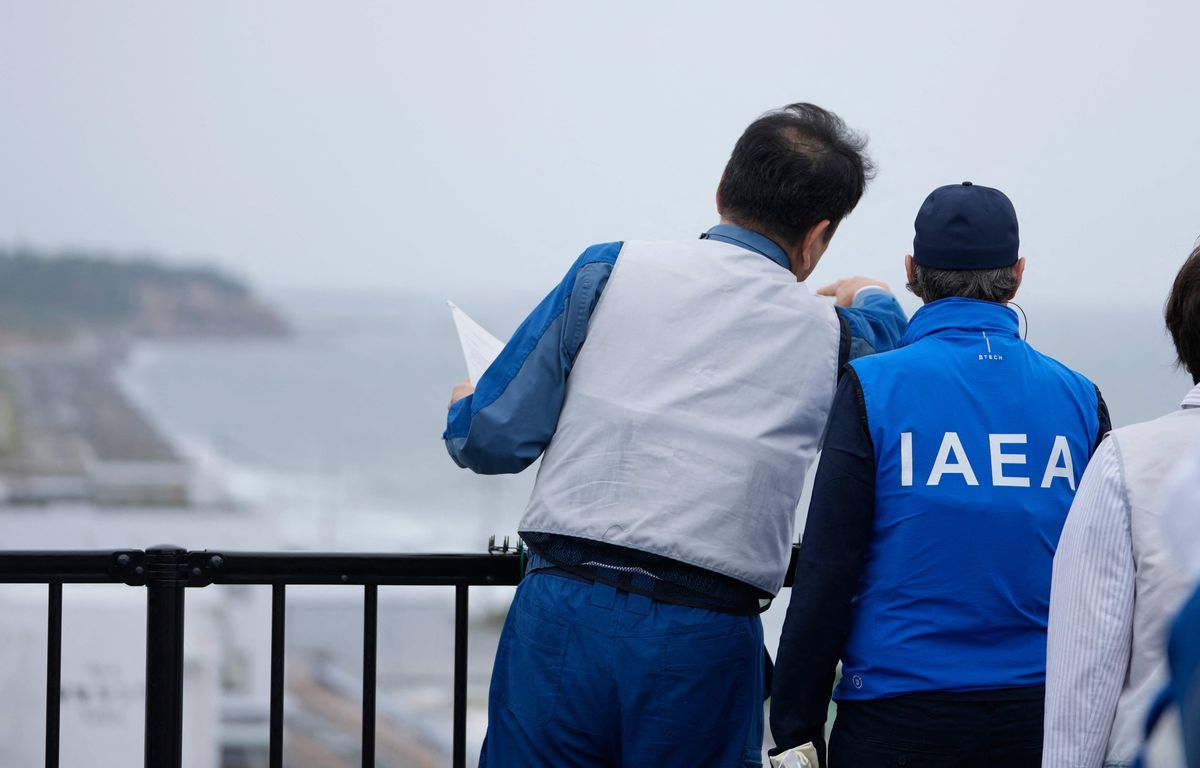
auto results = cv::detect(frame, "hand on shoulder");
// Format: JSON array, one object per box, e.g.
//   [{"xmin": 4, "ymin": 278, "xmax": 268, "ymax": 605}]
[{"xmin": 817, "ymin": 277, "xmax": 892, "ymax": 307}]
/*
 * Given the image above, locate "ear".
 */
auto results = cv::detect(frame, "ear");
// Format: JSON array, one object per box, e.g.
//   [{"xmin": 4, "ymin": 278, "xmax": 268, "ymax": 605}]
[
  {"xmin": 788, "ymin": 219, "xmax": 832, "ymax": 280},
  {"xmin": 905, "ymin": 254, "xmax": 915, "ymax": 286},
  {"xmin": 802, "ymin": 219, "xmax": 832, "ymax": 262},
  {"xmin": 1009, "ymin": 258, "xmax": 1026, "ymax": 300}
]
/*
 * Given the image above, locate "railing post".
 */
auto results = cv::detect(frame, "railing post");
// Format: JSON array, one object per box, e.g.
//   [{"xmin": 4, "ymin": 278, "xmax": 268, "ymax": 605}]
[
  {"xmin": 143, "ymin": 545, "xmax": 188, "ymax": 768},
  {"xmin": 270, "ymin": 584, "xmax": 286, "ymax": 768},
  {"xmin": 46, "ymin": 582, "xmax": 62, "ymax": 768},
  {"xmin": 362, "ymin": 584, "xmax": 377, "ymax": 767},
  {"xmin": 453, "ymin": 585, "xmax": 469, "ymax": 768}
]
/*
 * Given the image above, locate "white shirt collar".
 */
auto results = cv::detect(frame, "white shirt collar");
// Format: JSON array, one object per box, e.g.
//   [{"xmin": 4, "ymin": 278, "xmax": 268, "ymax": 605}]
[{"xmin": 1182, "ymin": 382, "xmax": 1200, "ymax": 409}]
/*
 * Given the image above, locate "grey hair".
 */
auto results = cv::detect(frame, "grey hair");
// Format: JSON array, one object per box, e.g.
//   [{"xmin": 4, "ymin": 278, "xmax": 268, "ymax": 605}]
[{"xmin": 907, "ymin": 263, "xmax": 1019, "ymax": 303}]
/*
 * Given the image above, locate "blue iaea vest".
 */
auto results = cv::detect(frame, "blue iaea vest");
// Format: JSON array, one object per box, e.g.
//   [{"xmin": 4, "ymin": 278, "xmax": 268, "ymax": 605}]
[{"xmin": 839, "ymin": 298, "xmax": 1099, "ymax": 700}]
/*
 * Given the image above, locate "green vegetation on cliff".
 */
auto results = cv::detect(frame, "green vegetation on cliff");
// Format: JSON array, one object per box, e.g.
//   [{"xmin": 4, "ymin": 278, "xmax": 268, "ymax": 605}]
[{"xmin": 0, "ymin": 247, "xmax": 289, "ymax": 339}]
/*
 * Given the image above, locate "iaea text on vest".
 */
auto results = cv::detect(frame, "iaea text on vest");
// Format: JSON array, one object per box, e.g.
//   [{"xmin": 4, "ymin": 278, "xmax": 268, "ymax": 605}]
[{"xmin": 899, "ymin": 431, "xmax": 1076, "ymax": 490}]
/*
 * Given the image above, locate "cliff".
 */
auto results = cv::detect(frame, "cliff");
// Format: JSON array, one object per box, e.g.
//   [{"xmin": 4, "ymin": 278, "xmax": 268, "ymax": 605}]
[{"xmin": 0, "ymin": 247, "xmax": 290, "ymax": 340}]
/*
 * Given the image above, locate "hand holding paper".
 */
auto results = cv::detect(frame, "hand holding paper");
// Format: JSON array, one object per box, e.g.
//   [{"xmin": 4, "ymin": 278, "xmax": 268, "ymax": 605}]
[
  {"xmin": 449, "ymin": 380, "xmax": 474, "ymax": 408},
  {"xmin": 447, "ymin": 301, "xmax": 505, "ymax": 386}
]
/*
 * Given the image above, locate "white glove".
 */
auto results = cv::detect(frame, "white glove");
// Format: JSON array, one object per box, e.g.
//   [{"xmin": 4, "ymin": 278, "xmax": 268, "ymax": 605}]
[{"xmin": 768, "ymin": 743, "xmax": 820, "ymax": 768}]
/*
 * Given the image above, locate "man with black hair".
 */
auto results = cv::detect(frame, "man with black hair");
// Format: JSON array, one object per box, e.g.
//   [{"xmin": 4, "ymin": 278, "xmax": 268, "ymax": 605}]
[
  {"xmin": 444, "ymin": 103, "xmax": 906, "ymax": 766},
  {"xmin": 770, "ymin": 183, "xmax": 1110, "ymax": 768}
]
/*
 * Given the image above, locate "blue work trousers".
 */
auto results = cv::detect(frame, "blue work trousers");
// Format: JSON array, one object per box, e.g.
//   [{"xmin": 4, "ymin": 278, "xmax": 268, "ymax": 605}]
[{"xmin": 479, "ymin": 570, "xmax": 764, "ymax": 767}]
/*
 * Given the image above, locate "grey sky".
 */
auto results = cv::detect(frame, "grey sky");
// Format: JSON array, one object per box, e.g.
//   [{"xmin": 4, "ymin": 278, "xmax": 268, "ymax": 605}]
[{"xmin": 1, "ymin": 1, "xmax": 1197, "ymax": 308}]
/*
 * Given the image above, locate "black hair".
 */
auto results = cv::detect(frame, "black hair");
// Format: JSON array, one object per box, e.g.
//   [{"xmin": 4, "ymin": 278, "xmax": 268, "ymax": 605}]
[
  {"xmin": 1165, "ymin": 242, "xmax": 1200, "ymax": 384},
  {"xmin": 717, "ymin": 103, "xmax": 875, "ymax": 248}
]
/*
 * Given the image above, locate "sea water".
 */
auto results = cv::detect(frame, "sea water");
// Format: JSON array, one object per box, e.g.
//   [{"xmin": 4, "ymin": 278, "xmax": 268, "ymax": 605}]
[{"xmin": 117, "ymin": 288, "xmax": 542, "ymax": 555}]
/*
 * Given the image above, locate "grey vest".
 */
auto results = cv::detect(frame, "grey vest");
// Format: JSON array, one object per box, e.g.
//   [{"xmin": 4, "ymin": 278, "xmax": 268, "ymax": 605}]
[
  {"xmin": 1104, "ymin": 404, "xmax": 1200, "ymax": 763},
  {"xmin": 519, "ymin": 238, "xmax": 841, "ymax": 594}
]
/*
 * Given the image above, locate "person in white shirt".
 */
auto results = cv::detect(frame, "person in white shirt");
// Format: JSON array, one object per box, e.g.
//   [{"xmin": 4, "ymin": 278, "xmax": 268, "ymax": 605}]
[{"xmin": 1043, "ymin": 242, "xmax": 1200, "ymax": 768}]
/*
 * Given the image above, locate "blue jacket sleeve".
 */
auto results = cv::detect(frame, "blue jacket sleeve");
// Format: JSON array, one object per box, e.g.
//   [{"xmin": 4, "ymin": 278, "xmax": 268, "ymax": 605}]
[
  {"xmin": 443, "ymin": 242, "xmax": 622, "ymax": 474},
  {"xmin": 834, "ymin": 289, "xmax": 908, "ymax": 372}
]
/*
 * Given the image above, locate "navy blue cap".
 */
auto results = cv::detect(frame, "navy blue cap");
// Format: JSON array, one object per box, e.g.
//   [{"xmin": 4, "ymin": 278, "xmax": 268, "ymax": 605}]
[{"xmin": 913, "ymin": 182, "xmax": 1019, "ymax": 270}]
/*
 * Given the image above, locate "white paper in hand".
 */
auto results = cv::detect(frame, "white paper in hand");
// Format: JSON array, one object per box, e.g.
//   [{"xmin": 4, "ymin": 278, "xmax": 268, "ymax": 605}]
[{"xmin": 447, "ymin": 301, "xmax": 505, "ymax": 385}]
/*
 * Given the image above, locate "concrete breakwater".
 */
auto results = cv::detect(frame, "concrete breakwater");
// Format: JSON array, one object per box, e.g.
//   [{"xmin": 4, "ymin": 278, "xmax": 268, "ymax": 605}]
[{"xmin": 0, "ymin": 343, "xmax": 193, "ymax": 506}]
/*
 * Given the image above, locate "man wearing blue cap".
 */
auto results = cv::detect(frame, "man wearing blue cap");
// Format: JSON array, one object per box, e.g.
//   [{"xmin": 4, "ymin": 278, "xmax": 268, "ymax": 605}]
[{"xmin": 769, "ymin": 182, "xmax": 1111, "ymax": 767}]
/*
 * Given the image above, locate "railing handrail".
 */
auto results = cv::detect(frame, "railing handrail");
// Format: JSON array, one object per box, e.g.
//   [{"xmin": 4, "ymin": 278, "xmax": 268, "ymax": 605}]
[
  {"xmin": 0, "ymin": 549, "xmax": 526, "ymax": 585},
  {"xmin": 0, "ymin": 549, "xmax": 142, "ymax": 583},
  {"xmin": 0, "ymin": 545, "xmax": 801, "ymax": 586}
]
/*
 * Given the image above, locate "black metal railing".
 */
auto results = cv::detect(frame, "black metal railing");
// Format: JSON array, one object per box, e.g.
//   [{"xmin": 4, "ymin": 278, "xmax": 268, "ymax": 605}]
[
  {"xmin": 0, "ymin": 542, "xmax": 800, "ymax": 768},
  {"xmin": 0, "ymin": 545, "xmax": 525, "ymax": 768}
]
